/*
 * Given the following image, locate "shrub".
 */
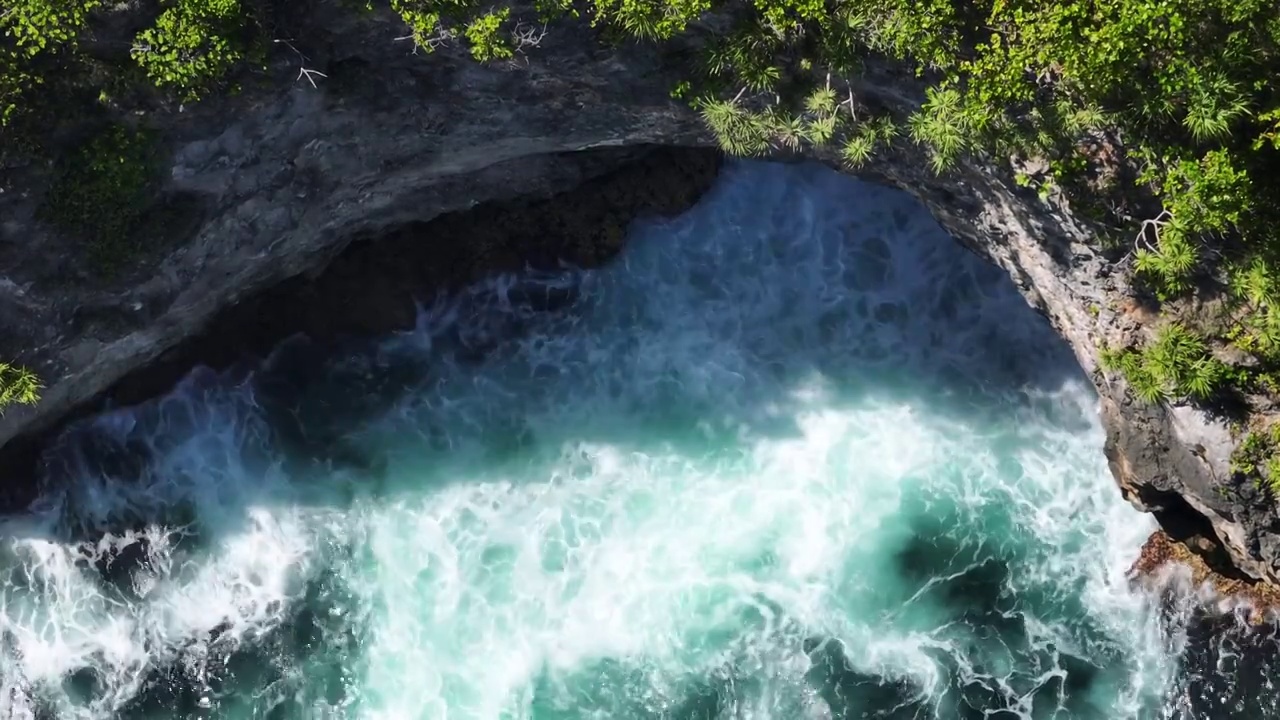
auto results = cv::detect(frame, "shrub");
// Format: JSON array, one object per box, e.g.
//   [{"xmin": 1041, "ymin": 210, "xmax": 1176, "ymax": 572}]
[
  {"xmin": 0, "ymin": 363, "xmax": 41, "ymax": 411},
  {"xmin": 464, "ymin": 8, "xmax": 513, "ymax": 61},
  {"xmin": 1231, "ymin": 425, "xmax": 1280, "ymax": 496},
  {"xmin": 40, "ymin": 124, "xmax": 160, "ymax": 269},
  {"xmin": 0, "ymin": 0, "xmax": 100, "ymax": 126},
  {"xmin": 1099, "ymin": 324, "xmax": 1229, "ymax": 404},
  {"xmin": 1, "ymin": 0, "xmax": 100, "ymax": 58},
  {"xmin": 131, "ymin": 0, "xmax": 247, "ymax": 99}
]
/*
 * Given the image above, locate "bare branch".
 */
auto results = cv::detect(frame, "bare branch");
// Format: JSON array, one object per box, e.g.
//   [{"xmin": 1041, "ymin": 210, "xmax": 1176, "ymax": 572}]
[
  {"xmin": 511, "ymin": 21, "xmax": 547, "ymax": 54},
  {"xmin": 1134, "ymin": 209, "xmax": 1174, "ymax": 253},
  {"xmin": 297, "ymin": 67, "xmax": 328, "ymax": 88},
  {"xmin": 274, "ymin": 39, "xmax": 327, "ymax": 89},
  {"xmin": 841, "ymin": 87, "xmax": 858, "ymax": 123},
  {"xmin": 395, "ymin": 26, "xmax": 455, "ymax": 54},
  {"xmin": 274, "ymin": 38, "xmax": 306, "ymax": 61}
]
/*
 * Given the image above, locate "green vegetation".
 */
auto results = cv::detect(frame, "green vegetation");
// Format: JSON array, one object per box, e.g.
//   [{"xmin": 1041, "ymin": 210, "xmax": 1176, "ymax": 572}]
[
  {"xmin": 1099, "ymin": 324, "xmax": 1231, "ymax": 404},
  {"xmin": 1, "ymin": 0, "xmax": 1252, "ymax": 188},
  {"xmin": 131, "ymin": 0, "xmax": 252, "ymax": 99},
  {"xmin": 463, "ymin": 8, "xmax": 513, "ymax": 61},
  {"xmin": 2, "ymin": 0, "xmax": 255, "ymax": 130},
  {"xmin": 1232, "ymin": 424, "xmax": 1280, "ymax": 496},
  {"xmin": 0, "ymin": 363, "xmax": 41, "ymax": 412},
  {"xmin": 40, "ymin": 124, "xmax": 161, "ymax": 270},
  {"xmin": 1, "ymin": 0, "xmax": 98, "ymax": 127}
]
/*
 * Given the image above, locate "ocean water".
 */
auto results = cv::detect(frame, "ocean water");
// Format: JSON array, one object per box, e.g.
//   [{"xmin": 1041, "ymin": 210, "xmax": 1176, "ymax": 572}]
[{"xmin": 0, "ymin": 160, "xmax": 1274, "ymax": 719}]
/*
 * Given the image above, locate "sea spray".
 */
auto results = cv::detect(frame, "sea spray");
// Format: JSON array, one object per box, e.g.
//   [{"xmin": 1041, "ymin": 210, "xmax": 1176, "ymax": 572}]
[{"xmin": 0, "ymin": 159, "xmax": 1251, "ymax": 719}]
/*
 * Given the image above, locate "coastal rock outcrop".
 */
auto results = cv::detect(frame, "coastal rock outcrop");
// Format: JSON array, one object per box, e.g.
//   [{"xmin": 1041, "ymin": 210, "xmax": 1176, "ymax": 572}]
[{"xmin": 0, "ymin": 4, "xmax": 1266, "ymax": 592}]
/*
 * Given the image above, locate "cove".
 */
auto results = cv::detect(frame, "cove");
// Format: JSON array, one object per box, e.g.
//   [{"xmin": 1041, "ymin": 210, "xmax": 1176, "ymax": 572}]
[{"xmin": 0, "ymin": 159, "xmax": 1273, "ymax": 719}]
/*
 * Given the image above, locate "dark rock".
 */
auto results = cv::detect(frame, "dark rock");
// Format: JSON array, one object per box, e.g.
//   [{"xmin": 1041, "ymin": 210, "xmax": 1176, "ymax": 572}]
[
  {"xmin": 0, "ymin": 145, "xmax": 721, "ymax": 508},
  {"xmin": 0, "ymin": 2, "xmax": 715, "ymax": 503}
]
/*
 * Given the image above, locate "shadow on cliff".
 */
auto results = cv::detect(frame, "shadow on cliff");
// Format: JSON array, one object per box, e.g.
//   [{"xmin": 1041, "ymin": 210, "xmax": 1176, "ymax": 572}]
[
  {"xmin": 10, "ymin": 161, "xmax": 1101, "ymax": 557},
  {"xmin": 0, "ymin": 144, "xmax": 725, "ymax": 511},
  {"xmin": 4, "ymin": 155, "xmax": 1104, "ymax": 553}
]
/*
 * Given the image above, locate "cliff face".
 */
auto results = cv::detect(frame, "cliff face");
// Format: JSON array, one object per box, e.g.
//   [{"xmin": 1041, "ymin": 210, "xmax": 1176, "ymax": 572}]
[
  {"xmin": 862, "ymin": 152, "xmax": 1257, "ymax": 584},
  {"xmin": 0, "ymin": 7, "xmax": 1269, "ymax": 588},
  {"xmin": 855, "ymin": 119, "xmax": 1268, "ymax": 589},
  {"xmin": 0, "ymin": 9, "xmax": 713, "ymax": 506},
  {"xmin": 816, "ymin": 68, "xmax": 1268, "ymax": 589}
]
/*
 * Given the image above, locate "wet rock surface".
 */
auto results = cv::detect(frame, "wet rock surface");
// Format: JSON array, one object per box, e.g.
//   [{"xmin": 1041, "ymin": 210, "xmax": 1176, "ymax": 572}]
[{"xmin": 1129, "ymin": 530, "xmax": 1280, "ymax": 622}]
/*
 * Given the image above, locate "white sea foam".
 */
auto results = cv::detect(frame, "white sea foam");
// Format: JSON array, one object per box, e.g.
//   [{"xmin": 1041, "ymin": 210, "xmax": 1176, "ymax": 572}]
[{"xmin": 0, "ymin": 160, "xmax": 1176, "ymax": 719}]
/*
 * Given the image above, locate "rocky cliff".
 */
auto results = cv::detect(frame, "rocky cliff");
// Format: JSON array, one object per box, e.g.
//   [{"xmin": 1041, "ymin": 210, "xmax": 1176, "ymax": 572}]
[
  {"xmin": 0, "ymin": 5, "xmax": 1268, "ymax": 593},
  {"xmin": 0, "ymin": 7, "xmax": 716, "ymax": 507}
]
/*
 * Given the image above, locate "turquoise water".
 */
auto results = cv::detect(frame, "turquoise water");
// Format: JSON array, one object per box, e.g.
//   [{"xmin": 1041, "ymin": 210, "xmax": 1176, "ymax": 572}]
[{"xmin": 0, "ymin": 160, "xmax": 1261, "ymax": 718}]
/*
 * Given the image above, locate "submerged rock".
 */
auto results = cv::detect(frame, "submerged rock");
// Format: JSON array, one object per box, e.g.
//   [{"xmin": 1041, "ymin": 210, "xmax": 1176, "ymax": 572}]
[{"xmin": 1129, "ymin": 529, "xmax": 1280, "ymax": 624}]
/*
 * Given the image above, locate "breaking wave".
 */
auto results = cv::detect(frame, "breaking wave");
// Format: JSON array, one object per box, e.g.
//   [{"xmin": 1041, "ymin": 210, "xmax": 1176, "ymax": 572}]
[{"xmin": 0, "ymin": 160, "xmax": 1267, "ymax": 719}]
